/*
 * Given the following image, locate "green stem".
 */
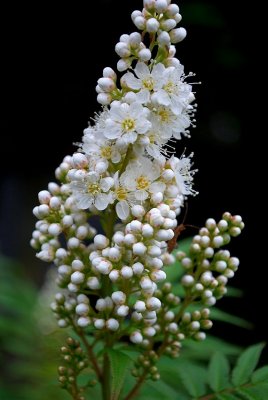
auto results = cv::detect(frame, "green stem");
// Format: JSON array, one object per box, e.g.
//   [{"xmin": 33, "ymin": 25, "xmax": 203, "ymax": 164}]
[
  {"xmin": 197, "ymin": 382, "xmax": 252, "ymax": 400},
  {"xmin": 102, "ymin": 352, "xmax": 111, "ymax": 400},
  {"xmin": 123, "ymin": 373, "xmax": 147, "ymax": 400}
]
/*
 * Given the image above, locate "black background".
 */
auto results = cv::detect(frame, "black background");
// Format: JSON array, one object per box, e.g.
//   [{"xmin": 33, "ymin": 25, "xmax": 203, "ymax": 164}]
[{"xmin": 1, "ymin": 1, "xmax": 266, "ymax": 361}]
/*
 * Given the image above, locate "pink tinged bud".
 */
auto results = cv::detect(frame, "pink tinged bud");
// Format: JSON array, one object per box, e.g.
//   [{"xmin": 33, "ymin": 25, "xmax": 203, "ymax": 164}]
[
  {"xmin": 103, "ymin": 67, "xmax": 117, "ymax": 80},
  {"xmin": 72, "ymin": 153, "xmax": 88, "ymax": 168},
  {"xmin": 38, "ymin": 190, "xmax": 51, "ymax": 204},
  {"xmin": 130, "ymin": 331, "xmax": 143, "ymax": 344},
  {"xmin": 97, "ymin": 93, "xmax": 112, "ymax": 105},
  {"xmin": 97, "ymin": 77, "xmax": 116, "ymax": 92},
  {"xmin": 151, "ymin": 270, "xmax": 166, "ymax": 282}
]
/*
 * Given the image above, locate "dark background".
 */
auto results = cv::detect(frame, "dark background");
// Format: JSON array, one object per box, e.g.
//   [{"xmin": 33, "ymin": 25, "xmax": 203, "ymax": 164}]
[{"xmin": 1, "ymin": 0, "xmax": 266, "ymax": 361}]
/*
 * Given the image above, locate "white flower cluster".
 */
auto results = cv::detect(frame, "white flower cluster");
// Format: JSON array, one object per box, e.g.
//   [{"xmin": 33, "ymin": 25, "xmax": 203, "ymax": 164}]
[{"xmin": 31, "ymin": 0, "xmax": 199, "ymax": 345}]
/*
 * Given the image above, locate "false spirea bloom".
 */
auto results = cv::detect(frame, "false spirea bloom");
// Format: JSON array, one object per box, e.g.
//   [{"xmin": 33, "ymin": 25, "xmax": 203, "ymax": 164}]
[{"xmin": 31, "ymin": 0, "xmax": 243, "ymax": 382}]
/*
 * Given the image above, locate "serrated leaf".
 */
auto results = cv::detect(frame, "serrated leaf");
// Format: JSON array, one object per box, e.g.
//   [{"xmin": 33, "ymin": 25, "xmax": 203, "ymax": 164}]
[
  {"xmin": 236, "ymin": 383, "xmax": 268, "ymax": 400},
  {"xmin": 108, "ymin": 349, "xmax": 132, "ymax": 400},
  {"xmin": 176, "ymin": 361, "xmax": 207, "ymax": 397},
  {"xmin": 210, "ymin": 308, "xmax": 253, "ymax": 329},
  {"xmin": 209, "ymin": 352, "xmax": 230, "ymax": 391},
  {"xmin": 251, "ymin": 366, "xmax": 268, "ymax": 383},
  {"xmin": 232, "ymin": 343, "xmax": 265, "ymax": 386}
]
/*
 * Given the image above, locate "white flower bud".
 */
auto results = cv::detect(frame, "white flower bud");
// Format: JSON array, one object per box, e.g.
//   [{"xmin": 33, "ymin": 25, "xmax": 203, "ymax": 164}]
[
  {"xmin": 108, "ymin": 247, "xmax": 121, "ymax": 262},
  {"xmin": 67, "ymin": 237, "xmax": 80, "ymax": 249},
  {"xmin": 129, "ymin": 32, "xmax": 142, "ymax": 47},
  {"xmin": 71, "ymin": 271, "xmax": 85, "ymax": 284},
  {"xmin": 148, "ymin": 245, "xmax": 162, "ymax": 257},
  {"xmin": 146, "ymin": 297, "xmax": 161, "ymax": 311},
  {"xmin": 98, "ymin": 77, "xmax": 116, "ymax": 93},
  {"xmin": 103, "ymin": 67, "xmax": 117, "ymax": 80},
  {"xmin": 181, "ymin": 257, "xmax": 193, "ymax": 269},
  {"xmin": 58, "ymin": 319, "xmax": 68, "ymax": 328},
  {"xmin": 201, "ymin": 271, "xmax": 213, "ymax": 285},
  {"xmin": 138, "ymin": 48, "xmax": 152, "ymax": 61},
  {"xmin": 123, "ymin": 91, "xmax": 137, "ymax": 104},
  {"xmin": 120, "ymin": 34, "xmax": 130, "ymax": 43},
  {"xmin": 150, "ymin": 257, "xmax": 163, "ymax": 269},
  {"xmin": 71, "ymin": 260, "xmax": 83, "ymax": 271},
  {"xmin": 131, "ymin": 10, "xmax": 142, "ymax": 22},
  {"xmin": 203, "ymin": 289, "xmax": 213, "ymax": 298},
  {"xmin": 37, "ymin": 249, "xmax": 54, "ymax": 262},
  {"xmin": 142, "ymin": 224, "xmax": 154, "ymax": 237},
  {"xmin": 130, "ymin": 331, "xmax": 143, "ymax": 344},
  {"xmin": 131, "ymin": 205, "xmax": 145, "ymax": 218},
  {"xmin": 94, "ymin": 234, "xmax": 109, "ymax": 249},
  {"xmin": 112, "ymin": 291, "xmax": 126, "ymax": 305},
  {"xmin": 77, "ymin": 317, "xmax": 90, "ymax": 327},
  {"xmin": 155, "ymin": 0, "xmax": 168, "ymax": 13},
  {"xmin": 168, "ymin": 322, "xmax": 178, "ymax": 333},
  {"xmin": 230, "ymin": 227, "xmax": 241, "ymax": 237},
  {"xmin": 132, "ymin": 262, "xmax": 144, "ymax": 275},
  {"xmin": 121, "ymin": 266, "xmax": 133, "ymax": 279},
  {"xmin": 174, "ymin": 13, "xmax": 182, "ymax": 23},
  {"xmin": 131, "ymin": 311, "xmax": 143, "ymax": 322},
  {"xmin": 215, "ymin": 260, "xmax": 227, "ymax": 272},
  {"xmin": 130, "ymin": 220, "xmax": 142, "ymax": 232},
  {"xmin": 228, "ymin": 257, "xmax": 240, "ymax": 270},
  {"xmin": 134, "ymin": 16, "xmax": 146, "ymax": 30},
  {"xmin": 77, "ymin": 294, "xmax": 89, "ymax": 304},
  {"xmin": 170, "ymin": 27, "xmax": 187, "ymax": 43},
  {"xmin": 68, "ymin": 283, "xmax": 78, "ymax": 293},
  {"xmin": 48, "ymin": 196, "xmax": 60, "ymax": 210},
  {"xmin": 205, "ymin": 296, "xmax": 216, "ymax": 306},
  {"xmin": 87, "ymin": 276, "xmax": 101, "ymax": 290},
  {"xmin": 140, "ymin": 276, "xmax": 153, "ymax": 290},
  {"xmin": 144, "ymin": 0, "xmax": 155, "ymax": 10},
  {"xmin": 166, "ymin": 4, "xmax": 180, "ymax": 16},
  {"xmin": 204, "ymin": 247, "xmax": 214, "ymax": 258},
  {"xmin": 212, "ymin": 236, "xmax": 224, "ymax": 248},
  {"xmin": 109, "ymin": 269, "xmax": 120, "ymax": 282},
  {"xmin": 106, "ymin": 318, "xmax": 119, "ymax": 331},
  {"xmin": 124, "ymin": 233, "xmax": 136, "ymax": 246},
  {"xmin": 76, "ymin": 303, "xmax": 89, "ymax": 315},
  {"xmin": 116, "ymin": 305, "xmax": 129, "ymax": 317},
  {"xmin": 38, "ymin": 204, "xmax": 50, "ymax": 217},
  {"xmin": 97, "ymin": 260, "xmax": 112, "ymax": 275},
  {"xmin": 97, "ymin": 93, "xmax": 112, "ymax": 105},
  {"xmin": 164, "ymin": 311, "xmax": 175, "ymax": 321},
  {"xmin": 162, "ymin": 169, "xmax": 175, "ymax": 181},
  {"xmin": 190, "ymin": 321, "xmax": 200, "ymax": 331},
  {"xmin": 96, "ymin": 299, "xmax": 106, "ymax": 311},
  {"xmin": 48, "ymin": 223, "xmax": 61, "ymax": 236},
  {"xmin": 117, "ymin": 59, "xmax": 131, "ymax": 72},
  {"xmin": 161, "ymin": 18, "xmax": 177, "ymax": 31},
  {"xmin": 113, "ymin": 231, "xmax": 125, "ymax": 245},
  {"xmin": 134, "ymin": 300, "xmax": 146, "ymax": 312},
  {"xmin": 115, "ymin": 42, "xmax": 131, "ymax": 58},
  {"xmin": 133, "ymin": 242, "xmax": 147, "ymax": 255},
  {"xmin": 94, "ymin": 319, "xmax": 105, "ymax": 329},
  {"xmin": 144, "ymin": 310, "xmax": 157, "ymax": 320},
  {"xmin": 144, "ymin": 327, "xmax": 156, "ymax": 337},
  {"xmin": 206, "ymin": 218, "xmax": 216, "ymax": 230},
  {"xmin": 48, "ymin": 182, "xmax": 60, "ymax": 194},
  {"xmin": 150, "ymin": 269, "xmax": 166, "ymax": 282},
  {"xmin": 58, "ymin": 265, "xmax": 71, "ymax": 276},
  {"xmin": 38, "ymin": 190, "xmax": 51, "ymax": 204},
  {"xmin": 151, "ymin": 192, "xmax": 164, "ymax": 204},
  {"xmin": 72, "ymin": 153, "xmax": 88, "ymax": 168},
  {"xmin": 181, "ymin": 274, "xmax": 195, "ymax": 287}
]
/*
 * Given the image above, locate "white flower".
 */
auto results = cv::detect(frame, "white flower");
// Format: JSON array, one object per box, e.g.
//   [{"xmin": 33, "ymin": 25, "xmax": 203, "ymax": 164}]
[
  {"xmin": 123, "ymin": 62, "xmax": 165, "ymax": 104},
  {"xmin": 168, "ymin": 154, "xmax": 197, "ymax": 196},
  {"xmin": 152, "ymin": 65, "xmax": 193, "ymax": 115},
  {"xmin": 82, "ymin": 127, "xmax": 122, "ymax": 164},
  {"xmin": 70, "ymin": 171, "xmax": 114, "ymax": 211},
  {"xmin": 104, "ymin": 101, "xmax": 151, "ymax": 144},
  {"xmin": 152, "ymin": 105, "xmax": 191, "ymax": 140},
  {"xmin": 120, "ymin": 157, "xmax": 165, "ymax": 202}
]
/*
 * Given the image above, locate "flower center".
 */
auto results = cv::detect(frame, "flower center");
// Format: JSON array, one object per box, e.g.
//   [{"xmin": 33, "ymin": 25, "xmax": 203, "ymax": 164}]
[
  {"xmin": 142, "ymin": 77, "xmax": 154, "ymax": 91},
  {"xmin": 136, "ymin": 175, "xmax": 150, "ymax": 190},
  {"xmin": 149, "ymin": 133, "xmax": 156, "ymax": 144},
  {"xmin": 163, "ymin": 81, "xmax": 176, "ymax": 94},
  {"xmin": 87, "ymin": 183, "xmax": 100, "ymax": 195},
  {"xmin": 122, "ymin": 118, "xmax": 135, "ymax": 132},
  {"xmin": 101, "ymin": 146, "xmax": 112, "ymax": 159},
  {"xmin": 157, "ymin": 108, "xmax": 170, "ymax": 123},
  {"xmin": 116, "ymin": 187, "xmax": 127, "ymax": 201}
]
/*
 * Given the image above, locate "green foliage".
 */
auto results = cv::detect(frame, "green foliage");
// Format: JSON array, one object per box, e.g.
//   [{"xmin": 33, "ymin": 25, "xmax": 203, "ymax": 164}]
[
  {"xmin": 108, "ymin": 349, "xmax": 132, "ymax": 400},
  {"xmin": 208, "ymin": 353, "xmax": 230, "ymax": 392}
]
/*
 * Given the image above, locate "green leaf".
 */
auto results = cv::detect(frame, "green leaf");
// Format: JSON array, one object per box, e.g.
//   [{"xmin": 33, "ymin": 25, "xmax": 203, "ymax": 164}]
[
  {"xmin": 215, "ymin": 394, "xmax": 240, "ymax": 400},
  {"xmin": 108, "ymin": 349, "xmax": 132, "ymax": 400},
  {"xmin": 251, "ymin": 366, "xmax": 268, "ymax": 383},
  {"xmin": 236, "ymin": 383, "xmax": 268, "ymax": 400},
  {"xmin": 210, "ymin": 308, "xmax": 253, "ymax": 329},
  {"xmin": 232, "ymin": 343, "xmax": 265, "ymax": 386},
  {"xmin": 208, "ymin": 352, "xmax": 230, "ymax": 391},
  {"xmin": 176, "ymin": 361, "xmax": 207, "ymax": 397},
  {"xmin": 226, "ymin": 287, "xmax": 243, "ymax": 298}
]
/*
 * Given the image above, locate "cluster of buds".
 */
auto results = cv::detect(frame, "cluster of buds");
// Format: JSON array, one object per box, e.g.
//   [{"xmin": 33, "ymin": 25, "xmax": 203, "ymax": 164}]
[{"xmin": 58, "ymin": 337, "xmax": 89, "ymax": 400}]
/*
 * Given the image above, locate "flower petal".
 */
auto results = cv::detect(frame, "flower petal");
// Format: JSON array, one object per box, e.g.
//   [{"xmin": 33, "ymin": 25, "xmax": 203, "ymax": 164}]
[{"xmin": 116, "ymin": 200, "xmax": 130, "ymax": 220}]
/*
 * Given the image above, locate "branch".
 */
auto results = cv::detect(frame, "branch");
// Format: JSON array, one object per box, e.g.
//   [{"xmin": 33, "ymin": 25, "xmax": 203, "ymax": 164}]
[{"xmin": 123, "ymin": 374, "xmax": 147, "ymax": 400}]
